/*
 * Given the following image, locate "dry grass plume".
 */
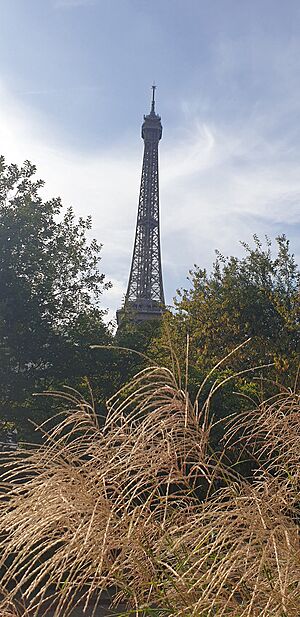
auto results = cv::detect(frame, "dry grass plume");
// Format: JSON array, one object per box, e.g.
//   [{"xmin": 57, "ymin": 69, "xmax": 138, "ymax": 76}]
[{"xmin": 0, "ymin": 362, "xmax": 298, "ymax": 616}]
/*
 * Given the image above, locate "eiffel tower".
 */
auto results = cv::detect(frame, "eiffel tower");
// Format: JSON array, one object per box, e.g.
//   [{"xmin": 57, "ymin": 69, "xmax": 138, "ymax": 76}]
[{"xmin": 117, "ymin": 86, "xmax": 165, "ymax": 324}]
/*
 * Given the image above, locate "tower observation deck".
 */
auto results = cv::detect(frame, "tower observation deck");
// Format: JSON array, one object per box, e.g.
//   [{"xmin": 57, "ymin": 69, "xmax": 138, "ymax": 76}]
[{"xmin": 117, "ymin": 86, "xmax": 165, "ymax": 324}]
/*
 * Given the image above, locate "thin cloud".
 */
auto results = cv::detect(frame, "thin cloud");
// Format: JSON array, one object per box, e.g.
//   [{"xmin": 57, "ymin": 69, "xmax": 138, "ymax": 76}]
[
  {"xmin": 15, "ymin": 86, "xmax": 103, "ymax": 96},
  {"xmin": 54, "ymin": 0, "xmax": 95, "ymax": 8}
]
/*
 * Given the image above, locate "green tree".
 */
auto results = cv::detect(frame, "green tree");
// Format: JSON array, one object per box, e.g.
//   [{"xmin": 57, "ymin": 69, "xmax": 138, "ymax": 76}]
[
  {"xmin": 153, "ymin": 235, "xmax": 299, "ymax": 380},
  {"xmin": 0, "ymin": 156, "xmax": 112, "ymax": 437},
  {"xmin": 111, "ymin": 318, "xmax": 162, "ymax": 383}
]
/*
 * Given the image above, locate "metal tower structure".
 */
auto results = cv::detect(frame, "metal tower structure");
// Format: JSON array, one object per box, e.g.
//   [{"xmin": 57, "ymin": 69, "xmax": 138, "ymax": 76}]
[{"xmin": 117, "ymin": 86, "xmax": 165, "ymax": 324}]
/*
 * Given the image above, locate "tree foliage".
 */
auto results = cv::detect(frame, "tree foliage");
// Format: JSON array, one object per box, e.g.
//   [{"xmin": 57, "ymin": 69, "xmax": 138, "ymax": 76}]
[
  {"xmin": 153, "ymin": 235, "xmax": 299, "ymax": 380},
  {"xmin": 0, "ymin": 156, "xmax": 112, "ymax": 435}
]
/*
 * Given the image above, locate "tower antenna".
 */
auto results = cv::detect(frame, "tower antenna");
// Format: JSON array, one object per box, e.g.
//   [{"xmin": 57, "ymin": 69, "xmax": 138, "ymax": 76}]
[{"xmin": 151, "ymin": 82, "xmax": 156, "ymax": 113}]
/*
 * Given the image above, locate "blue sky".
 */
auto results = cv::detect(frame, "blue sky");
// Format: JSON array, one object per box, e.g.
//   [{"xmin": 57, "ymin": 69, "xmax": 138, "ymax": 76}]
[{"xmin": 1, "ymin": 0, "xmax": 300, "ymax": 320}]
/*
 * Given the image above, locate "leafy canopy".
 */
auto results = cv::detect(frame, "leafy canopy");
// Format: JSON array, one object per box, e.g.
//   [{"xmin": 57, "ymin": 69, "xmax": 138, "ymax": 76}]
[
  {"xmin": 0, "ymin": 156, "xmax": 111, "ymax": 431},
  {"xmin": 152, "ymin": 235, "xmax": 300, "ymax": 382}
]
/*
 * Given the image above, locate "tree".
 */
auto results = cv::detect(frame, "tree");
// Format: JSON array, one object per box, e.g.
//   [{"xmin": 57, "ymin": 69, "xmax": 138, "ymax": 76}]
[
  {"xmin": 0, "ymin": 156, "xmax": 112, "ymax": 436},
  {"xmin": 153, "ymin": 235, "xmax": 299, "ymax": 378},
  {"xmin": 111, "ymin": 317, "xmax": 162, "ymax": 384}
]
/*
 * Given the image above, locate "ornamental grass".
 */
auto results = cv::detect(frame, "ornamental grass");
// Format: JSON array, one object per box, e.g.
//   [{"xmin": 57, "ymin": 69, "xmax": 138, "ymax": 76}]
[{"xmin": 0, "ymin": 362, "xmax": 298, "ymax": 616}]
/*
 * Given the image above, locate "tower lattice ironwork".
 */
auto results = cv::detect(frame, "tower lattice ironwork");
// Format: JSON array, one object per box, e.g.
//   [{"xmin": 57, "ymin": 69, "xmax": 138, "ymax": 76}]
[{"xmin": 117, "ymin": 86, "xmax": 165, "ymax": 324}]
